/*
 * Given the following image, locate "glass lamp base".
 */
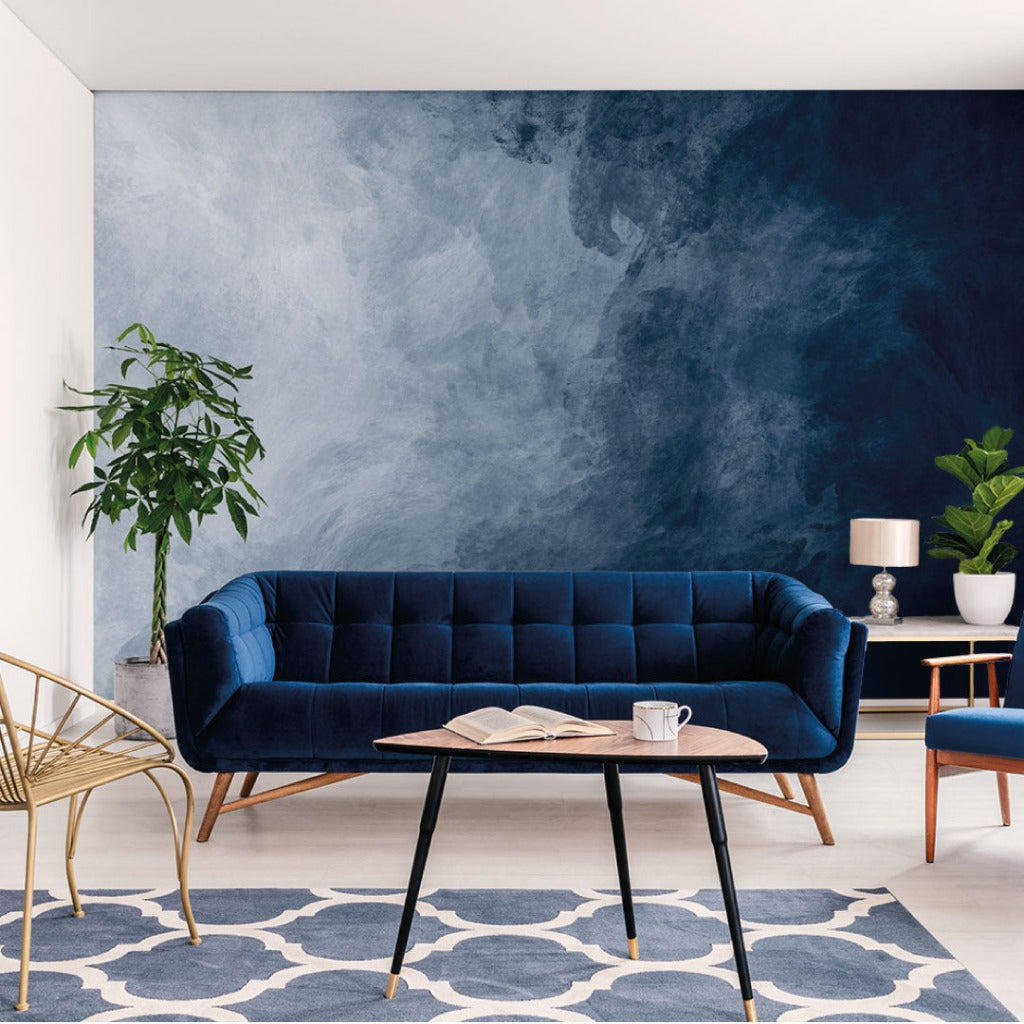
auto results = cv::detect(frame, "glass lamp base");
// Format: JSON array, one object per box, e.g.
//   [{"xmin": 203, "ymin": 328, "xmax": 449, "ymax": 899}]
[{"xmin": 864, "ymin": 615, "xmax": 903, "ymax": 626}]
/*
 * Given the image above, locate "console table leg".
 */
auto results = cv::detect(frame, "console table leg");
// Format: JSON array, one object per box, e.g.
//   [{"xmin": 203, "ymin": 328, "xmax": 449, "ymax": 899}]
[
  {"xmin": 602, "ymin": 762, "xmax": 638, "ymax": 959},
  {"xmin": 699, "ymin": 764, "xmax": 757, "ymax": 1022},
  {"xmin": 385, "ymin": 754, "xmax": 451, "ymax": 999}
]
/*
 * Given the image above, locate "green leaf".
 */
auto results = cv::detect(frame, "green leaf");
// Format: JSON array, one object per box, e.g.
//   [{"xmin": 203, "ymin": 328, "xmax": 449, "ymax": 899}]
[
  {"xmin": 982, "ymin": 426, "xmax": 1014, "ymax": 451},
  {"xmin": 940, "ymin": 505, "xmax": 992, "ymax": 549},
  {"xmin": 992, "ymin": 542, "xmax": 1018, "ymax": 572},
  {"xmin": 68, "ymin": 434, "xmax": 87, "ymax": 468},
  {"xmin": 977, "ymin": 519, "xmax": 1013, "ymax": 562},
  {"xmin": 965, "ymin": 442, "xmax": 1007, "ymax": 480},
  {"xmin": 173, "ymin": 474, "xmax": 192, "ymax": 509},
  {"xmin": 111, "ymin": 420, "xmax": 133, "ymax": 449},
  {"xmin": 171, "ymin": 505, "xmax": 193, "ymax": 544},
  {"xmin": 928, "ymin": 547, "xmax": 967, "ymax": 560},
  {"xmin": 926, "ymin": 531, "xmax": 975, "ymax": 556},
  {"xmin": 225, "ymin": 489, "xmax": 248, "ymax": 540},
  {"xmin": 958, "ymin": 554, "xmax": 996, "ymax": 574},
  {"xmin": 934, "ymin": 454, "xmax": 981, "ymax": 490},
  {"xmin": 84, "ymin": 431, "xmax": 98, "ymax": 458},
  {"xmin": 973, "ymin": 474, "xmax": 1024, "ymax": 515}
]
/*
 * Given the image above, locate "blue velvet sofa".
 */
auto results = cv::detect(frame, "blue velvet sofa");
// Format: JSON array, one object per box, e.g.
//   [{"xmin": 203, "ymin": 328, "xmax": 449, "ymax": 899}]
[{"xmin": 166, "ymin": 570, "xmax": 867, "ymax": 842}]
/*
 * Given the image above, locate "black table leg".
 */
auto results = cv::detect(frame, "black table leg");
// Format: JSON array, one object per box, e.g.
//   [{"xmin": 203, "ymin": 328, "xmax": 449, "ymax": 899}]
[
  {"xmin": 602, "ymin": 762, "xmax": 639, "ymax": 960},
  {"xmin": 698, "ymin": 764, "xmax": 757, "ymax": 1022},
  {"xmin": 385, "ymin": 754, "xmax": 451, "ymax": 999}
]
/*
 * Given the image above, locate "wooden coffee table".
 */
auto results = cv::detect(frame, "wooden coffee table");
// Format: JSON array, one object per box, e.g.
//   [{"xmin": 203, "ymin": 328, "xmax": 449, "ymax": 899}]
[{"xmin": 374, "ymin": 721, "xmax": 767, "ymax": 1022}]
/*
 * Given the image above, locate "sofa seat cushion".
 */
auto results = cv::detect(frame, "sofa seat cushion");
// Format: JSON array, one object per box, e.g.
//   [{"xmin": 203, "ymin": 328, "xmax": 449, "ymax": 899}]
[
  {"xmin": 199, "ymin": 679, "xmax": 837, "ymax": 764},
  {"xmin": 925, "ymin": 707, "xmax": 1024, "ymax": 759}
]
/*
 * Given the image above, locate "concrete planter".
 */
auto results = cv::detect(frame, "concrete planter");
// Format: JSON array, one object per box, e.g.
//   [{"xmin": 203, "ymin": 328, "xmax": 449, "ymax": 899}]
[
  {"xmin": 113, "ymin": 658, "xmax": 175, "ymax": 738},
  {"xmin": 953, "ymin": 572, "xmax": 1016, "ymax": 626}
]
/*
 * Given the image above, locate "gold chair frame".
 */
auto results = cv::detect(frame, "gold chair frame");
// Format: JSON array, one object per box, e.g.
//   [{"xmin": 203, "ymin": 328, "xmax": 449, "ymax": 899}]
[{"xmin": 0, "ymin": 651, "xmax": 200, "ymax": 1011}]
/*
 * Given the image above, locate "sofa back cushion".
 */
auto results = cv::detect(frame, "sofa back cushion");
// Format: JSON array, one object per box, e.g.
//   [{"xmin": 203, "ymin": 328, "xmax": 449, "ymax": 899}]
[{"xmin": 247, "ymin": 569, "xmax": 793, "ymax": 685}]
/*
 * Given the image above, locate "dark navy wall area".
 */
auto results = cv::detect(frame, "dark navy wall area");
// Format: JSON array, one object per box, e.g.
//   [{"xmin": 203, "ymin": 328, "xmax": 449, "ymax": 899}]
[{"xmin": 94, "ymin": 91, "xmax": 1024, "ymax": 698}]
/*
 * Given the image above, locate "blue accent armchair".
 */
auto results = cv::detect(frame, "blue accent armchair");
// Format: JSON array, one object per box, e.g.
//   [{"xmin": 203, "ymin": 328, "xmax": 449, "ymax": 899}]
[
  {"xmin": 166, "ymin": 570, "xmax": 867, "ymax": 843},
  {"xmin": 924, "ymin": 615, "xmax": 1024, "ymax": 861}
]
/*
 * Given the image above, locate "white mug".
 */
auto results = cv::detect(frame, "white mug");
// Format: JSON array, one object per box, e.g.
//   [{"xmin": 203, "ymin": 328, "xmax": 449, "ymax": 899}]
[{"xmin": 632, "ymin": 700, "xmax": 692, "ymax": 741}]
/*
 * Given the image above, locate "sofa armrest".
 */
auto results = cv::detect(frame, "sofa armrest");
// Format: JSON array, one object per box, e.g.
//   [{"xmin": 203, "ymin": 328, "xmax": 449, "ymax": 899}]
[
  {"xmin": 758, "ymin": 574, "xmax": 862, "ymax": 736},
  {"xmin": 166, "ymin": 574, "xmax": 275, "ymax": 738}
]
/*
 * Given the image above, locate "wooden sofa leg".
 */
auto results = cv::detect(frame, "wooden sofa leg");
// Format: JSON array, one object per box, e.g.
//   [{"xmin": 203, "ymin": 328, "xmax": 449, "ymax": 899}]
[
  {"xmin": 997, "ymin": 771, "xmax": 1011, "ymax": 827},
  {"xmin": 796, "ymin": 774, "xmax": 834, "ymax": 846},
  {"xmin": 925, "ymin": 749, "xmax": 938, "ymax": 862},
  {"xmin": 239, "ymin": 772, "xmax": 260, "ymax": 799},
  {"xmin": 197, "ymin": 772, "xmax": 234, "ymax": 843},
  {"xmin": 774, "ymin": 773, "xmax": 795, "ymax": 800}
]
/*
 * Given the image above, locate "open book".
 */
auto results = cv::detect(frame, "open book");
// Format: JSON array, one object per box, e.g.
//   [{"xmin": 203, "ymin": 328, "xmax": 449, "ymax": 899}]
[{"xmin": 443, "ymin": 705, "xmax": 615, "ymax": 745}]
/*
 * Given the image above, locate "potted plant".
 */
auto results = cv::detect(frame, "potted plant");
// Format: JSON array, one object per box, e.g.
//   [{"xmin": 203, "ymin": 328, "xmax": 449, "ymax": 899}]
[
  {"xmin": 927, "ymin": 425, "xmax": 1024, "ymax": 625},
  {"xmin": 64, "ymin": 323, "xmax": 265, "ymax": 735}
]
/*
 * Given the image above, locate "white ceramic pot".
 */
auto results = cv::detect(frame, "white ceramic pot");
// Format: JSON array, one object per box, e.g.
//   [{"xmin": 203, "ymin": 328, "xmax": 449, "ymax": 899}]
[
  {"xmin": 113, "ymin": 658, "xmax": 175, "ymax": 738},
  {"xmin": 953, "ymin": 572, "xmax": 1016, "ymax": 626}
]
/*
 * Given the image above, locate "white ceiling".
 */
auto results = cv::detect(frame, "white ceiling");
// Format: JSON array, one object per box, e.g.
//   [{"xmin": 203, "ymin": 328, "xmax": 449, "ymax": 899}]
[{"xmin": 4, "ymin": 0, "xmax": 1024, "ymax": 91}]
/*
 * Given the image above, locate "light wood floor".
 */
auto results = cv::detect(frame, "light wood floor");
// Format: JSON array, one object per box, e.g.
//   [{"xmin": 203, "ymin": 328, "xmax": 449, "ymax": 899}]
[{"xmin": 2, "ymin": 713, "xmax": 1022, "ymax": 1019}]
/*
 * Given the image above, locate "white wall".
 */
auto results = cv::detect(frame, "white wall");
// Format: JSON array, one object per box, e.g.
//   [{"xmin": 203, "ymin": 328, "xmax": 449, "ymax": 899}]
[{"xmin": 0, "ymin": 0, "xmax": 93, "ymax": 717}]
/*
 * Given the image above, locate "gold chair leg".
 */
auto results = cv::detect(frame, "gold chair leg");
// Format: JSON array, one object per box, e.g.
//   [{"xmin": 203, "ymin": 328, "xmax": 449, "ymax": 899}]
[
  {"xmin": 239, "ymin": 771, "xmax": 259, "ymax": 798},
  {"xmin": 145, "ymin": 767, "xmax": 201, "ymax": 945},
  {"xmin": 65, "ymin": 790, "xmax": 92, "ymax": 918},
  {"xmin": 17, "ymin": 805, "xmax": 37, "ymax": 1011},
  {"xmin": 796, "ymin": 774, "xmax": 834, "ymax": 846},
  {"xmin": 197, "ymin": 772, "xmax": 233, "ymax": 843}
]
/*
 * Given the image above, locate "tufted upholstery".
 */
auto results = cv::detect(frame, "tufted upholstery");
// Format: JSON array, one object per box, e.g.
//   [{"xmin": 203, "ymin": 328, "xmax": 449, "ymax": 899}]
[{"xmin": 166, "ymin": 570, "xmax": 867, "ymax": 776}]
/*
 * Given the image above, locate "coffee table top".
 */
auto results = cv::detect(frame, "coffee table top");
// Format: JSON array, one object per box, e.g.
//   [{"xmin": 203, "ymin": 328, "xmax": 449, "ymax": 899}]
[{"xmin": 374, "ymin": 721, "xmax": 767, "ymax": 765}]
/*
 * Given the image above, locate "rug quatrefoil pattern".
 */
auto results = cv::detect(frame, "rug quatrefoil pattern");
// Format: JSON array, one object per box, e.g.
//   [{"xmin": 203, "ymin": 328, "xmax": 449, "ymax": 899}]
[{"xmin": 0, "ymin": 887, "xmax": 1012, "ymax": 1021}]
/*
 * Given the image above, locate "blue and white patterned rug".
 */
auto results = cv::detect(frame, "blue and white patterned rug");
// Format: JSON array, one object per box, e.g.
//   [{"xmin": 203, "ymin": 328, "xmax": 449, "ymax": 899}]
[{"xmin": 0, "ymin": 887, "xmax": 1012, "ymax": 1022}]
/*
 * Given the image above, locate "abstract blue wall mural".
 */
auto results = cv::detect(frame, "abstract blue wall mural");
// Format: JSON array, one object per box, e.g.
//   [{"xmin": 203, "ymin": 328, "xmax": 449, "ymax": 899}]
[{"xmin": 94, "ymin": 92, "xmax": 1024, "ymax": 698}]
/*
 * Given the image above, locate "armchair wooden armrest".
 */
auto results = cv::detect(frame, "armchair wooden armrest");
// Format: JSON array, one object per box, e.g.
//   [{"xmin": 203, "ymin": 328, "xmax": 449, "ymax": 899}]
[
  {"xmin": 921, "ymin": 652, "xmax": 1012, "ymax": 713},
  {"xmin": 921, "ymin": 653, "xmax": 1013, "ymax": 668}
]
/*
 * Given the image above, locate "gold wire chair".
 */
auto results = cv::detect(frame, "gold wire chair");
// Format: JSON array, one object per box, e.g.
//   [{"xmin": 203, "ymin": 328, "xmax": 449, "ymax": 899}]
[{"xmin": 0, "ymin": 651, "xmax": 200, "ymax": 1011}]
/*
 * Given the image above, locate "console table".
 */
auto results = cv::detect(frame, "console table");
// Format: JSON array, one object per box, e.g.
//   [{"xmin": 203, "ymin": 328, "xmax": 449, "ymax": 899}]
[{"xmin": 853, "ymin": 615, "xmax": 1018, "ymax": 738}]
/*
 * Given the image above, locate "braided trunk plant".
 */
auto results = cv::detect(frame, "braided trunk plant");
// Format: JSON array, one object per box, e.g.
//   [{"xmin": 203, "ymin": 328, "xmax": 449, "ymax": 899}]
[{"xmin": 64, "ymin": 323, "xmax": 266, "ymax": 664}]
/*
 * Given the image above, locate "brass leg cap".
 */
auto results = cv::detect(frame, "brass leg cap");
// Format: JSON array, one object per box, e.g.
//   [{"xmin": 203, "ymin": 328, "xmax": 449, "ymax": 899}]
[
  {"xmin": 627, "ymin": 936, "xmax": 639, "ymax": 960},
  {"xmin": 72, "ymin": 910, "xmax": 85, "ymax": 919},
  {"xmin": 15, "ymin": 1003, "xmax": 28, "ymax": 1012},
  {"xmin": 744, "ymin": 997, "xmax": 757, "ymax": 1022},
  {"xmin": 385, "ymin": 973, "xmax": 400, "ymax": 999},
  {"xmin": 190, "ymin": 937, "xmax": 202, "ymax": 946}
]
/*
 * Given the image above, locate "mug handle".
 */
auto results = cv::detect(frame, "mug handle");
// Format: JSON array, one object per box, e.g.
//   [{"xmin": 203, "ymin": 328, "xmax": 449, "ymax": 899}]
[{"xmin": 675, "ymin": 705, "xmax": 693, "ymax": 731}]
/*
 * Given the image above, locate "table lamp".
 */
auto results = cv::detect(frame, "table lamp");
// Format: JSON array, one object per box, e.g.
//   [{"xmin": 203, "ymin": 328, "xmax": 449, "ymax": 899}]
[{"xmin": 849, "ymin": 518, "xmax": 920, "ymax": 625}]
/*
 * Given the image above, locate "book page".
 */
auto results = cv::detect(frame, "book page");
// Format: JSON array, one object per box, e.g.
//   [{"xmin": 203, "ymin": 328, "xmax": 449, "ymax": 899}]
[
  {"xmin": 513, "ymin": 705, "xmax": 580, "ymax": 730},
  {"xmin": 456, "ymin": 707, "xmax": 537, "ymax": 733}
]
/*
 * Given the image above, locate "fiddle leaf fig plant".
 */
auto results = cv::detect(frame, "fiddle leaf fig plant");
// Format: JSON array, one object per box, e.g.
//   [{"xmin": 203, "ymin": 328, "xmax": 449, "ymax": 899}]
[
  {"xmin": 63, "ymin": 323, "xmax": 266, "ymax": 663},
  {"xmin": 928, "ymin": 425, "xmax": 1024, "ymax": 575}
]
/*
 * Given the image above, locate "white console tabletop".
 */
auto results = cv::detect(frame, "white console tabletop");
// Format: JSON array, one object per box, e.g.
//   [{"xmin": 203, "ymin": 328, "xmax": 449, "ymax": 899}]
[
  {"xmin": 850, "ymin": 615, "xmax": 1018, "ymax": 738},
  {"xmin": 852, "ymin": 615, "xmax": 1018, "ymax": 644}
]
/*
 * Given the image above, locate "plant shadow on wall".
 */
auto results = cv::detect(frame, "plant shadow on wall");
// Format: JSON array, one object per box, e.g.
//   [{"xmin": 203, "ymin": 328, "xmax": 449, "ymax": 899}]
[
  {"xmin": 62, "ymin": 323, "xmax": 266, "ymax": 734},
  {"xmin": 928, "ymin": 425, "xmax": 1024, "ymax": 625}
]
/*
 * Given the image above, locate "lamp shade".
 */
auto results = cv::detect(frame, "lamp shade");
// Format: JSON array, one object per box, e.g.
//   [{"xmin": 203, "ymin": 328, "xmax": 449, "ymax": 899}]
[{"xmin": 849, "ymin": 518, "xmax": 920, "ymax": 567}]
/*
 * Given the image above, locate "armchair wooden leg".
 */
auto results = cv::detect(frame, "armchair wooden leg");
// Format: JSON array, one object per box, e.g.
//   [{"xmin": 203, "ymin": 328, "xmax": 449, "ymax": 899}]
[
  {"xmin": 925, "ymin": 749, "xmax": 938, "ymax": 863},
  {"xmin": 197, "ymin": 772, "xmax": 234, "ymax": 843},
  {"xmin": 997, "ymin": 771, "xmax": 1011, "ymax": 827},
  {"xmin": 239, "ymin": 772, "xmax": 260, "ymax": 798},
  {"xmin": 796, "ymin": 774, "xmax": 834, "ymax": 846}
]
